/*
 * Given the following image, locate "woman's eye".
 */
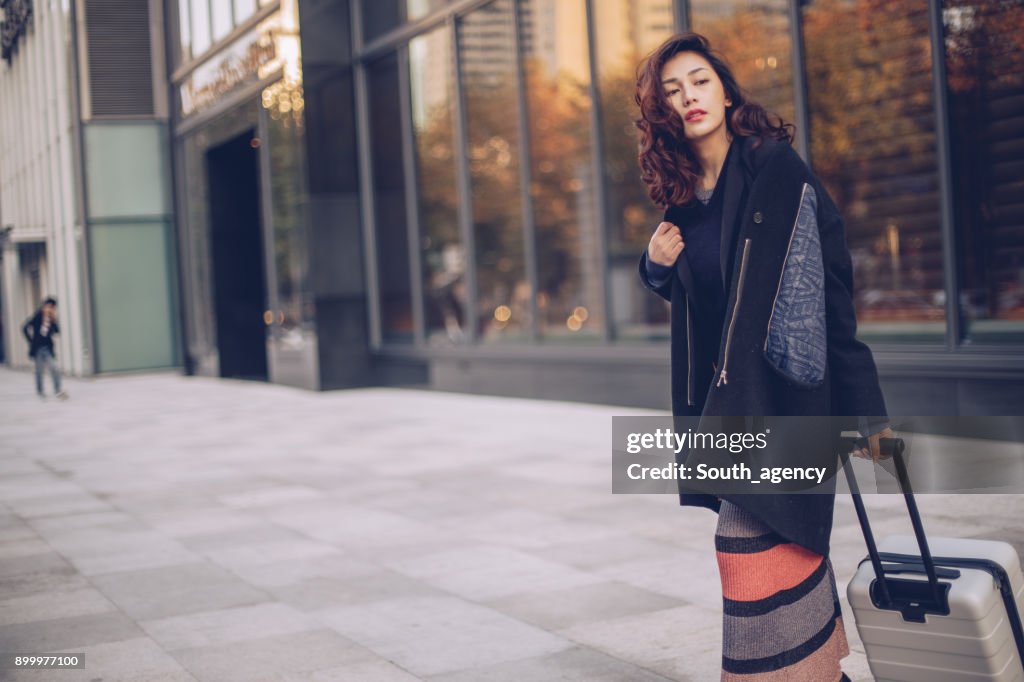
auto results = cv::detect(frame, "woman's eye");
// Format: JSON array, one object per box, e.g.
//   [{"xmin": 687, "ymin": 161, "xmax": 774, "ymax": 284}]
[
  {"xmin": 666, "ymin": 88, "xmax": 680, "ymax": 96},
  {"xmin": 696, "ymin": 79, "xmax": 709, "ymax": 85}
]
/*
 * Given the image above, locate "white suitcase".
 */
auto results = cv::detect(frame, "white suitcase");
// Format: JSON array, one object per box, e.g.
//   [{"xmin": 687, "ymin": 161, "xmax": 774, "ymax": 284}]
[{"xmin": 841, "ymin": 436, "xmax": 1024, "ymax": 682}]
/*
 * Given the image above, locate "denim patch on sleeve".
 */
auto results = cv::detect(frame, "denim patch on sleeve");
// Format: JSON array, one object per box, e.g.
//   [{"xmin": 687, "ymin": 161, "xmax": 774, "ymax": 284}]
[{"xmin": 765, "ymin": 183, "xmax": 827, "ymax": 386}]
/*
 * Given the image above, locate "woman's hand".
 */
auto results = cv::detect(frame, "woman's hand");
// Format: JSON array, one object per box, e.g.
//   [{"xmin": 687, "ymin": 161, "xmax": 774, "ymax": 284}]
[
  {"xmin": 851, "ymin": 426, "xmax": 896, "ymax": 462},
  {"xmin": 648, "ymin": 222, "xmax": 685, "ymax": 267}
]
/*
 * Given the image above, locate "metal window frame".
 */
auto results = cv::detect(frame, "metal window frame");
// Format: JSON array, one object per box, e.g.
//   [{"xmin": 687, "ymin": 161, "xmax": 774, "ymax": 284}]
[
  {"xmin": 397, "ymin": 44, "xmax": 425, "ymax": 346},
  {"xmin": 511, "ymin": 0, "xmax": 539, "ymax": 342},
  {"xmin": 351, "ymin": 0, "xmax": 384, "ymax": 349},
  {"xmin": 675, "ymin": 0, "xmax": 688, "ymax": 32},
  {"xmin": 450, "ymin": 11, "xmax": 479, "ymax": 344},
  {"xmin": 786, "ymin": 0, "xmax": 811, "ymax": 162},
  {"xmin": 926, "ymin": 0, "xmax": 961, "ymax": 351},
  {"xmin": 585, "ymin": 0, "xmax": 613, "ymax": 343}
]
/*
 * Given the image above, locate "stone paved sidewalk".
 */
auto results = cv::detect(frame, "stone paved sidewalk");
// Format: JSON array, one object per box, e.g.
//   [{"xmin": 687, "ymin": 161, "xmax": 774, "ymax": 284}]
[{"xmin": 1, "ymin": 367, "xmax": 1022, "ymax": 681}]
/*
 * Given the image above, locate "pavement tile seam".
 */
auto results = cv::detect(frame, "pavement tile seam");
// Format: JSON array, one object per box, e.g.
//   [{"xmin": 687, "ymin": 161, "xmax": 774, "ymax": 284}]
[{"xmin": 1, "ymin": 369, "xmax": 1018, "ymax": 682}]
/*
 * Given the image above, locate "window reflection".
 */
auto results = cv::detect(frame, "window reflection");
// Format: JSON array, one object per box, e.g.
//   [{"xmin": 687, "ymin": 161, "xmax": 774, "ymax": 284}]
[
  {"xmin": 368, "ymin": 53, "xmax": 414, "ymax": 342},
  {"xmin": 690, "ymin": 0, "xmax": 795, "ymax": 145},
  {"xmin": 364, "ymin": 1, "xmax": 452, "ymax": 42},
  {"xmin": 802, "ymin": 0, "xmax": 945, "ymax": 342},
  {"xmin": 409, "ymin": 27, "xmax": 464, "ymax": 344},
  {"xmin": 592, "ymin": 0, "xmax": 675, "ymax": 341},
  {"xmin": 943, "ymin": 0, "xmax": 1024, "ymax": 343},
  {"xmin": 459, "ymin": 0, "xmax": 527, "ymax": 343},
  {"xmin": 263, "ymin": 89, "xmax": 311, "ymax": 344},
  {"xmin": 520, "ymin": 0, "xmax": 603, "ymax": 341}
]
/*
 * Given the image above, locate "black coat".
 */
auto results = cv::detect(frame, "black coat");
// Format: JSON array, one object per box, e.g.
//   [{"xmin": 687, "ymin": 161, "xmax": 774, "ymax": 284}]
[
  {"xmin": 22, "ymin": 311, "xmax": 59, "ymax": 358},
  {"xmin": 638, "ymin": 134, "xmax": 889, "ymax": 557}
]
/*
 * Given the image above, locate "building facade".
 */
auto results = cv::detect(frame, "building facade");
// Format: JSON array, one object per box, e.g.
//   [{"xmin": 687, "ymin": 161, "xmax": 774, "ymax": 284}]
[
  {"xmin": 168, "ymin": 0, "xmax": 1024, "ymax": 412},
  {"xmin": 0, "ymin": 0, "xmax": 179, "ymax": 374},
  {"xmin": 13, "ymin": 0, "xmax": 1018, "ymax": 415}
]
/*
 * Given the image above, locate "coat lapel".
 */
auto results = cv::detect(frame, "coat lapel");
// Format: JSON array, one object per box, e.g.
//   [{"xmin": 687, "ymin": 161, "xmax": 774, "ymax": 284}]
[
  {"xmin": 667, "ymin": 203, "xmax": 697, "ymax": 296},
  {"xmin": 719, "ymin": 137, "xmax": 753, "ymax": 292},
  {"xmin": 666, "ymin": 135, "xmax": 760, "ymax": 297}
]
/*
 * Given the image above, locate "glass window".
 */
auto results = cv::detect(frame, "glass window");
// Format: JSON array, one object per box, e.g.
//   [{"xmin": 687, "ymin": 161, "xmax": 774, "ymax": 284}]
[
  {"xmin": 592, "ymin": 0, "xmax": 675, "ymax": 341},
  {"xmin": 212, "ymin": 0, "xmax": 233, "ymax": 42},
  {"xmin": 363, "ymin": 1, "xmax": 451, "ymax": 43},
  {"xmin": 519, "ymin": 0, "xmax": 602, "ymax": 341},
  {"xmin": 459, "ymin": 0, "xmax": 527, "ymax": 343},
  {"xmin": 177, "ymin": 0, "xmax": 191, "ymax": 63},
  {"xmin": 943, "ymin": 0, "xmax": 1024, "ymax": 343},
  {"xmin": 234, "ymin": 0, "xmax": 258, "ymax": 25},
  {"xmin": 190, "ymin": 0, "xmax": 211, "ymax": 56},
  {"xmin": 690, "ymin": 0, "xmax": 796, "ymax": 147},
  {"xmin": 91, "ymin": 221, "xmax": 178, "ymax": 371},
  {"xmin": 368, "ymin": 53, "xmax": 414, "ymax": 343},
  {"xmin": 263, "ymin": 80, "xmax": 313, "ymax": 343},
  {"xmin": 409, "ymin": 26, "xmax": 463, "ymax": 344},
  {"xmin": 802, "ymin": 0, "xmax": 945, "ymax": 343},
  {"xmin": 84, "ymin": 124, "xmax": 171, "ymax": 219}
]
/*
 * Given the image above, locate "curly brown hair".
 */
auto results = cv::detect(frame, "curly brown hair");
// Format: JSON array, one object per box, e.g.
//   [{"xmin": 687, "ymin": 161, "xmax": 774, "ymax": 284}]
[{"xmin": 635, "ymin": 32, "xmax": 795, "ymax": 208}]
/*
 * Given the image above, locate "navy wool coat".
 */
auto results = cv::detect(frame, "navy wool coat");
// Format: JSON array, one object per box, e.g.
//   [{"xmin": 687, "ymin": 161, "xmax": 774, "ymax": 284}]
[{"xmin": 638, "ymin": 134, "xmax": 889, "ymax": 557}]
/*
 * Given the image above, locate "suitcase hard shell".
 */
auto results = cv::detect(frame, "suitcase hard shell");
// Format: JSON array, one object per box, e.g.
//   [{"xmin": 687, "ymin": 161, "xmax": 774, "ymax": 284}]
[
  {"xmin": 848, "ymin": 534, "xmax": 1024, "ymax": 682},
  {"xmin": 839, "ymin": 434, "xmax": 1024, "ymax": 682}
]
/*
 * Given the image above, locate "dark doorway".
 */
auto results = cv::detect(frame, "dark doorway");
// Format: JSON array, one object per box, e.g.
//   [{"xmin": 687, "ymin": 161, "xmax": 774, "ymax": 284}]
[{"xmin": 207, "ymin": 130, "xmax": 269, "ymax": 381}]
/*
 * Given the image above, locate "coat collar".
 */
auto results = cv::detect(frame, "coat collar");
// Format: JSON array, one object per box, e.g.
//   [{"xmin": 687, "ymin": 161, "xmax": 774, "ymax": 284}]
[{"xmin": 667, "ymin": 134, "xmax": 776, "ymax": 295}]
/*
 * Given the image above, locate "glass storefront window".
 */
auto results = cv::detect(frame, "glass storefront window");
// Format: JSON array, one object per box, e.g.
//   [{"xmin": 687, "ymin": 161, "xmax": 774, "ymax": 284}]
[
  {"xmin": 459, "ymin": 0, "xmax": 527, "ymax": 343},
  {"xmin": 408, "ymin": 26, "xmax": 463, "ymax": 345},
  {"xmin": 592, "ymin": 0, "xmax": 675, "ymax": 341},
  {"xmin": 689, "ymin": 0, "xmax": 796, "ymax": 150},
  {"xmin": 802, "ymin": 0, "xmax": 945, "ymax": 343},
  {"xmin": 263, "ymin": 81, "xmax": 312, "ymax": 343},
  {"xmin": 519, "ymin": 0, "xmax": 603, "ymax": 342},
  {"xmin": 190, "ymin": 0, "xmax": 212, "ymax": 56},
  {"xmin": 368, "ymin": 53, "xmax": 414, "ymax": 343},
  {"xmin": 943, "ymin": 0, "xmax": 1024, "ymax": 343}
]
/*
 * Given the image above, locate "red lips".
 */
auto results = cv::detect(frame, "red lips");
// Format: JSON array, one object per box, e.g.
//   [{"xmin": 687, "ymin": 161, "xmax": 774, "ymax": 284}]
[{"xmin": 685, "ymin": 109, "xmax": 707, "ymax": 122}]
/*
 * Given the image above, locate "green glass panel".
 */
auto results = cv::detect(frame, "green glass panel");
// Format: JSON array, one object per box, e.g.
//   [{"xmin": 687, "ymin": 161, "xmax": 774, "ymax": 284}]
[
  {"xmin": 90, "ymin": 221, "xmax": 177, "ymax": 371},
  {"xmin": 85, "ymin": 124, "xmax": 170, "ymax": 219}
]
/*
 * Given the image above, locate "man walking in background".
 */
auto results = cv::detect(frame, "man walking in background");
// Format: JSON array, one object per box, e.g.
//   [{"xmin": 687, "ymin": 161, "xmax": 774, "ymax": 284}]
[{"xmin": 22, "ymin": 297, "xmax": 68, "ymax": 400}]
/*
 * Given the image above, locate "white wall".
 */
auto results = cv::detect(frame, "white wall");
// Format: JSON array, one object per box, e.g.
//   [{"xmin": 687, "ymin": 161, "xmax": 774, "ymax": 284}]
[{"xmin": 0, "ymin": 0, "xmax": 89, "ymax": 375}]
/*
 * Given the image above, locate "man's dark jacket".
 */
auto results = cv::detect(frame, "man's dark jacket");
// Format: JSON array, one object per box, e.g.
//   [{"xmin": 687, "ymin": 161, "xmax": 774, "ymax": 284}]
[
  {"xmin": 22, "ymin": 312, "xmax": 59, "ymax": 358},
  {"xmin": 638, "ymin": 134, "xmax": 889, "ymax": 557}
]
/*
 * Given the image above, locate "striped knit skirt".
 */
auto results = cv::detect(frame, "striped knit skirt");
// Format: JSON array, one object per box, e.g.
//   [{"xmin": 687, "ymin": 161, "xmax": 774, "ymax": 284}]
[{"xmin": 715, "ymin": 499, "xmax": 850, "ymax": 682}]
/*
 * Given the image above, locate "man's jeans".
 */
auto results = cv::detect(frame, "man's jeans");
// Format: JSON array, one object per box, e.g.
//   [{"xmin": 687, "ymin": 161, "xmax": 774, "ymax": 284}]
[{"xmin": 34, "ymin": 347, "xmax": 62, "ymax": 395}]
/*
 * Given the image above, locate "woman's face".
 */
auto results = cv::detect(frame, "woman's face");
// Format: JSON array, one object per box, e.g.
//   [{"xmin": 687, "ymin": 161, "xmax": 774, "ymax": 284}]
[{"xmin": 660, "ymin": 51, "xmax": 732, "ymax": 143}]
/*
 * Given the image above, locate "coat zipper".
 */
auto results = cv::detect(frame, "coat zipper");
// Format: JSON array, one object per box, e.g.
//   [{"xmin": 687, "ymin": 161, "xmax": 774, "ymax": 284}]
[
  {"xmin": 686, "ymin": 296, "xmax": 695, "ymax": 405},
  {"xmin": 763, "ymin": 183, "xmax": 809, "ymax": 352},
  {"xmin": 717, "ymin": 237, "xmax": 752, "ymax": 387}
]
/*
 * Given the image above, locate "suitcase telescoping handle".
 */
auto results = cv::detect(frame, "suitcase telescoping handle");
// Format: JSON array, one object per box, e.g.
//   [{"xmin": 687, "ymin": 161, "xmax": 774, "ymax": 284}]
[{"xmin": 839, "ymin": 435, "xmax": 945, "ymax": 612}]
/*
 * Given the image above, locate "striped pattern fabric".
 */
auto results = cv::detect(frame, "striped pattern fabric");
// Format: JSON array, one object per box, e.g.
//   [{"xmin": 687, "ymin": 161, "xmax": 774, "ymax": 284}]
[{"xmin": 715, "ymin": 500, "xmax": 849, "ymax": 681}]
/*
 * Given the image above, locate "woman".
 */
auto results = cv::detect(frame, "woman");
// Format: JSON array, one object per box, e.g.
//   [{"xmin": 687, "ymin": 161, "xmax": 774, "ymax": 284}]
[{"xmin": 635, "ymin": 32, "xmax": 893, "ymax": 682}]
